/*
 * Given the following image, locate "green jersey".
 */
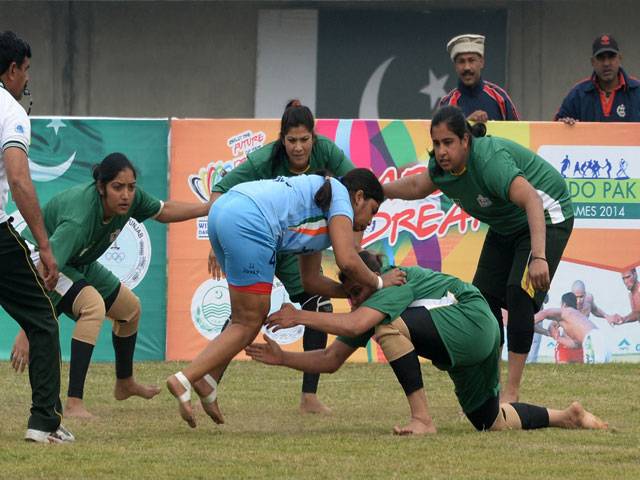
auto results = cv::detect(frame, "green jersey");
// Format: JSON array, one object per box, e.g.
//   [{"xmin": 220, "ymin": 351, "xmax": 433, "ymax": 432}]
[
  {"xmin": 338, "ymin": 266, "xmax": 501, "ymax": 413},
  {"xmin": 212, "ymin": 135, "xmax": 355, "ymax": 296},
  {"xmin": 23, "ymin": 182, "xmax": 162, "ymax": 269},
  {"xmin": 429, "ymin": 136, "xmax": 573, "ymax": 235}
]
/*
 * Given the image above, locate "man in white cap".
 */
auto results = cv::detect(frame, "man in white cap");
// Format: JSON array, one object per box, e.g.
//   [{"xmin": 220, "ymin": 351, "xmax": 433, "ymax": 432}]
[{"xmin": 439, "ymin": 34, "xmax": 520, "ymax": 122}]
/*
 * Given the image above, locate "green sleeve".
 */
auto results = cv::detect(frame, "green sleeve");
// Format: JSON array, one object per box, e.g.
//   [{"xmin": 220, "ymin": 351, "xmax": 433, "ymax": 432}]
[
  {"xmin": 361, "ymin": 283, "xmax": 415, "ymax": 325},
  {"xmin": 212, "ymin": 157, "xmax": 263, "ymax": 193},
  {"xmin": 48, "ymin": 220, "xmax": 86, "ymax": 268},
  {"xmin": 132, "ymin": 187, "xmax": 163, "ymax": 222},
  {"xmin": 480, "ymin": 149, "xmax": 522, "ymax": 201},
  {"xmin": 337, "ymin": 328, "xmax": 375, "ymax": 348},
  {"xmin": 322, "ymin": 139, "xmax": 355, "ymax": 176}
]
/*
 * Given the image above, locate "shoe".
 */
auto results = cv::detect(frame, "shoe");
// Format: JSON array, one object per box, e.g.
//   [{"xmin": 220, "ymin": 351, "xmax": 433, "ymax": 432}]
[{"xmin": 25, "ymin": 424, "xmax": 75, "ymax": 444}]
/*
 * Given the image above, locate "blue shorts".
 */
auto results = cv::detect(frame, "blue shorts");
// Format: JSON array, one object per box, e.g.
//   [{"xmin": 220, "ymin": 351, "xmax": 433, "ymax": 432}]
[{"xmin": 208, "ymin": 191, "xmax": 277, "ymax": 294}]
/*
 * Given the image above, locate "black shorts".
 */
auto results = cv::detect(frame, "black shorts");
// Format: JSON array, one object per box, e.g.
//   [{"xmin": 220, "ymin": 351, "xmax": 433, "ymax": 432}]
[{"xmin": 472, "ymin": 217, "xmax": 573, "ymax": 310}]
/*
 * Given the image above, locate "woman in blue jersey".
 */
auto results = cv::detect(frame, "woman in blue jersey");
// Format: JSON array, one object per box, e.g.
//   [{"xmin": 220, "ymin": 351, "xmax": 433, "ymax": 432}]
[
  {"xmin": 383, "ymin": 106, "xmax": 574, "ymax": 403},
  {"xmin": 166, "ymin": 169, "xmax": 406, "ymax": 427}
]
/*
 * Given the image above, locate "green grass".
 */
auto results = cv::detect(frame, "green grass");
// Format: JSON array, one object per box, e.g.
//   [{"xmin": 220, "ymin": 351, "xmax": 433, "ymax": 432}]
[{"xmin": 0, "ymin": 360, "xmax": 637, "ymax": 479}]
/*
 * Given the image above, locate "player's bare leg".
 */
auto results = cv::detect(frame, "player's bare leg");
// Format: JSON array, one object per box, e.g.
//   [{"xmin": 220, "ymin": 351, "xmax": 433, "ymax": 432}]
[
  {"xmin": 548, "ymin": 402, "xmax": 608, "ymax": 430},
  {"xmin": 65, "ymin": 397, "xmax": 96, "ymax": 419},
  {"xmin": 300, "ymin": 393, "xmax": 332, "ymax": 415}
]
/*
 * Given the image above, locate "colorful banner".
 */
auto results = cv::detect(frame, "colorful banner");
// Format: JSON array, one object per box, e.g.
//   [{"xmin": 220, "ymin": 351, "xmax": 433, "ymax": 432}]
[
  {"xmin": 0, "ymin": 118, "xmax": 169, "ymax": 361},
  {"xmin": 167, "ymin": 119, "xmax": 640, "ymax": 364}
]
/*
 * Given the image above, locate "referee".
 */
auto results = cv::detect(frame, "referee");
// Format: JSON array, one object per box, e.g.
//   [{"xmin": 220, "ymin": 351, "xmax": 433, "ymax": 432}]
[{"xmin": 0, "ymin": 31, "xmax": 73, "ymax": 443}]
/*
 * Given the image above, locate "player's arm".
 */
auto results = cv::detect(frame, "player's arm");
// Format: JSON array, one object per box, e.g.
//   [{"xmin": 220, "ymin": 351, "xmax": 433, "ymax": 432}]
[
  {"xmin": 329, "ymin": 215, "xmax": 405, "ymax": 290},
  {"xmin": 590, "ymin": 299, "xmax": 609, "ymax": 318},
  {"xmin": 620, "ymin": 308, "xmax": 640, "ymax": 324},
  {"xmin": 246, "ymin": 334, "xmax": 355, "ymax": 374},
  {"xmin": 534, "ymin": 308, "xmax": 562, "ymax": 323},
  {"xmin": 155, "ymin": 199, "xmax": 212, "ymax": 223},
  {"xmin": 298, "ymin": 251, "xmax": 347, "ymax": 298},
  {"xmin": 4, "ymin": 147, "xmax": 58, "ymax": 289},
  {"xmin": 383, "ymin": 170, "xmax": 436, "ymax": 200},
  {"xmin": 266, "ymin": 302, "xmax": 385, "ymax": 337},
  {"xmin": 508, "ymin": 176, "xmax": 549, "ymax": 291}
]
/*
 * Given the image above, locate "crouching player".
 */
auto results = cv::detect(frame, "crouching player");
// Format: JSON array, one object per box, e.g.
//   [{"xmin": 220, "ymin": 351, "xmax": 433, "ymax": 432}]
[{"xmin": 248, "ymin": 251, "xmax": 608, "ymax": 434}]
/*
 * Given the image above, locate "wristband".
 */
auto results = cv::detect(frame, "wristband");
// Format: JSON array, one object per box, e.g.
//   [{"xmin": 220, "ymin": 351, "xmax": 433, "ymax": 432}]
[
  {"xmin": 531, "ymin": 256, "xmax": 547, "ymax": 263},
  {"xmin": 376, "ymin": 275, "xmax": 384, "ymax": 290}
]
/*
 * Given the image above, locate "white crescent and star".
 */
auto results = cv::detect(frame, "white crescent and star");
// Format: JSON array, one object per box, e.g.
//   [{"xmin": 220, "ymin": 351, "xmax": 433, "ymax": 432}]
[
  {"xmin": 29, "ymin": 117, "xmax": 76, "ymax": 182},
  {"xmin": 359, "ymin": 59, "xmax": 449, "ymax": 118}
]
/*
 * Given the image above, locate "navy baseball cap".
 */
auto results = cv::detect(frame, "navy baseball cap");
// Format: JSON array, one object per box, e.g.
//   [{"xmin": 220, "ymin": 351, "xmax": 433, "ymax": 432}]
[{"xmin": 592, "ymin": 34, "xmax": 619, "ymax": 56}]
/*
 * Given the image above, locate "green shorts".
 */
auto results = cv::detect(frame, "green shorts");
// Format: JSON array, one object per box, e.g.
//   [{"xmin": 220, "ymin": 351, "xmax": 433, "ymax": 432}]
[{"xmin": 472, "ymin": 217, "xmax": 574, "ymax": 309}]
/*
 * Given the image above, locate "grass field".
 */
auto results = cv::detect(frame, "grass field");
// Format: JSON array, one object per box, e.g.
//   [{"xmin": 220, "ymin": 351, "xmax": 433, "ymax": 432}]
[{"xmin": 0, "ymin": 359, "xmax": 638, "ymax": 479}]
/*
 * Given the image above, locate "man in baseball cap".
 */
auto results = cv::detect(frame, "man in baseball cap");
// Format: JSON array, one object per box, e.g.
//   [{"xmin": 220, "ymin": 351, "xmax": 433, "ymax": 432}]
[
  {"xmin": 555, "ymin": 34, "xmax": 640, "ymax": 123},
  {"xmin": 439, "ymin": 33, "xmax": 520, "ymax": 122}
]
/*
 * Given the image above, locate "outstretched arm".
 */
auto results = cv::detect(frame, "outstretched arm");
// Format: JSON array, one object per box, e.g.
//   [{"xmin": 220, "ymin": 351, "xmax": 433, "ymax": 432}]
[
  {"xmin": 383, "ymin": 171, "xmax": 436, "ymax": 201},
  {"xmin": 534, "ymin": 307, "xmax": 562, "ymax": 323},
  {"xmin": 246, "ymin": 334, "xmax": 355, "ymax": 374},
  {"xmin": 266, "ymin": 303, "xmax": 386, "ymax": 338},
  {"xmin": 155, "ymin": 199, "xmax": 212, "ymax": 223}
]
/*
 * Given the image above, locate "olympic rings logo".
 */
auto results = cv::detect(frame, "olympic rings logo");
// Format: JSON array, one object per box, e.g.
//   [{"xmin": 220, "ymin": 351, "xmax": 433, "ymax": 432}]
[{"xmin": 104, "ymin": 251, "xmax": 126, "ymax": 262}]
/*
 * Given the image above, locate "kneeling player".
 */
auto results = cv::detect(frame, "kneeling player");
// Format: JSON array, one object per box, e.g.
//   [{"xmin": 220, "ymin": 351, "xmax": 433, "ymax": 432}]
[{"xmin": 248, "ymin": 251, "xmax": 607, "ymax": 434}]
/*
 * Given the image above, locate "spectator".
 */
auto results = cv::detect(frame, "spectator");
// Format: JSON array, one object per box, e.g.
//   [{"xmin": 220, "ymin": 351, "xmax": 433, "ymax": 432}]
[
  {"xmin": 439, "ymin": 34, "xmax": 520, "ymax": 122},
  {"xmin": 555, "ymin": 34, "xmax": 640, "ymax": 123}
]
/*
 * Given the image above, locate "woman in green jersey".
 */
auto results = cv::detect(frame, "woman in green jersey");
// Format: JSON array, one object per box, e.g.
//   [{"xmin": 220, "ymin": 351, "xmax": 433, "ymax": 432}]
[
  {"xmin": 249, "ymin": 251, "xmax": 607, "ymax": 435},
  {"xmin": 206, "ymin": 100, "xmax": 356, "ymax": 415},
  {"xmin": 13, "ymin": 152, "xmax": 211, "ymax": 418},
  {"xmin": 382, "ymin": 106, "xmax": 574, "ymax": 403}
]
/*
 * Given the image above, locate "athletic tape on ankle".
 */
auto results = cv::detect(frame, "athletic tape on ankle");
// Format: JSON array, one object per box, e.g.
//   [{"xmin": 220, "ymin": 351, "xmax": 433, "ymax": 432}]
[
  {"xmin": 199, "ymin": 374, "xmax": 218, "ymax": 404},
  {"xmin": 174, "ymin": 371, "xmax": 192, "ymax": 402}
]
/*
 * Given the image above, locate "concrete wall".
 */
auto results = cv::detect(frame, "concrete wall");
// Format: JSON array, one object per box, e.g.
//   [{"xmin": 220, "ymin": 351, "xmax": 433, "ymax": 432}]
[{"xmin": 1, "ymin": 1, "xmax": 639, "ymax": 120}]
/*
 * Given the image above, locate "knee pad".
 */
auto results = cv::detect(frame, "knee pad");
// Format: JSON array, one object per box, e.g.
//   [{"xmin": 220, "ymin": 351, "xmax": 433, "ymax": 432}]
[
  {"xmin": 71, "ymin": 287, "xmax": 106, "ymax": 345},
  {"xmin": 508, "ymin": 402, "xmax": 549, "ymax": 430},
  {"xmin": 106, "ymin": 285, "xmax": 141, "ymax": 337},
  {"xmin": 506, "ymin": 285, "xmax": 535, "ymax": 354},
  {"xmin": 493, "ymin": 403, "xmax": 523, "ymax": 430},
  {"xmin": 374, "ymin": 319, "xmax": 414, "ymax": 362}
]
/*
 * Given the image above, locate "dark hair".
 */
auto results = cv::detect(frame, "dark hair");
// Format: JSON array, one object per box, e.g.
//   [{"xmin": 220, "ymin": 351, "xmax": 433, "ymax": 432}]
[
  {"xmin": 314, "ymin": 168, "xmax": 384, "ymax": 211},
  {"xmin": 0, "ymin": 31, "xmax": 31, "ymax": 75},
  {"xmin": 338, "ymin": 250, "xmax": 384, "ymax": 283},
  {"xmin": 561, "ymin": 292, "xmax": 577, "ymax": 309},
  {"xmin": 92, "ymin": 152, "xmax": 137, "ymax": 185},
  {"xmin": 269, "ymin": 99, "xmax": 316, "ymax": 175}
]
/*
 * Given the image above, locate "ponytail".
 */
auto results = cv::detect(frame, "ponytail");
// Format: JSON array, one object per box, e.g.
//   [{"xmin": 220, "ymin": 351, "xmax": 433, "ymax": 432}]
[{"xmin": 313, "ymin": 168, "xmax": 384, "ymax": 211}]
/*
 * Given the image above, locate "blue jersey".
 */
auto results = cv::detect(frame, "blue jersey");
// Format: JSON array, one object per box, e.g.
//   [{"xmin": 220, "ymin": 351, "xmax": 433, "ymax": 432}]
[{"xmin": 230, "ymin": 175, "xmax": 353, "ymax": 255}]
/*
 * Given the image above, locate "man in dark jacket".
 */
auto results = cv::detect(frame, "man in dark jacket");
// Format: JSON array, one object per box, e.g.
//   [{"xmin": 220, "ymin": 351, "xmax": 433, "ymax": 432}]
[{"xmin": 555, "ymin": 34, "xmax": 640, "ymax": 123}]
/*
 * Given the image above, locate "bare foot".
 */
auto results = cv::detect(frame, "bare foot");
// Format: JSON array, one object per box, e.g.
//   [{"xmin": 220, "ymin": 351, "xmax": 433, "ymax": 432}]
[
  {"xmin": 65, "ymin": 397, "xmax": 97, "ymax": 419},
  {"xmin": 393, "ymin": 417, "xmax": 437, "ymax": 436},
  {"xmin": 166, "ymin": 374, "xmax": 196, "ymax": 428},
  {"xmin": 193, "ymin": 379, "xmax": 225, "ymax": 424},
  {"xmin": 299, "ymin": 393, "xmax": 332, "ymax": 415},
  {"xmin": 114, "ymin": 377, "xmax": 161, "ymax": 401},
  {"xmin": 566, "ymin": 402, "xmax": 608, "ymax": 430}
]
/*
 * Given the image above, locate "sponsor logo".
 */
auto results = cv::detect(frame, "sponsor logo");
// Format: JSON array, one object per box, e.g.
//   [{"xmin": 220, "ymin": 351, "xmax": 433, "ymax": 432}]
[
  {"xmin": 191, "ymin": 280, "xmax": 232, "ymax": 340},
  {"xmin": 97, "ymin": 219, "xmax": 151, "ymax": 289},
  {"xmin": 616, "ymin": 104, "xmax": 626, "ymax": 118},
  {"xmin": 15, "ymin": 124, "xmax": 24, "ymax": 134},
  {"xmin": 618, "ymin": 338, "xmax": 631, "ymax": 351},
  {"xmin": 476, "ymin": 194, "xmax": 492, "ymax": 208},
  {"xmin": 227, "ymin": 129, "xmax": 266, "ymax": 157}
]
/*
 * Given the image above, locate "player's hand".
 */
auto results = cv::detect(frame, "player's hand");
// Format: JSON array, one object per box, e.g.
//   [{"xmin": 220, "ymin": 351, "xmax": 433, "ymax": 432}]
[
  {"xmin": 37, "ymin": 245, "xmax": 58, "ymax": 291},
  {"xmin": 381, "ymin": 268, "xmax": 407, "ymax": 288},
  {"xmin": 527, "ymin": 257, "xmax": 550, "ymax": 292},
  {"xmin": 548, "ymin": 322, "xmax": 560, "ymax": 340},
  {"xmin": 208, "ymin": 248, "xmax": 224, "ymax": 280},
  {"xmin": 606, "ymin": 314, "xmax": 623, "ymax": 325},
  {"xmin": 265, "ymin": 303, "xmax": 299, "ymax": 332},
  {"xmin": 245, "ymin": 334, "xmax": 284, "ymax": 366},
  {"xmin": 10, "ymin": 329, "xmax": 30, "ymax": 373},
  {"xmin": 558, "ymin": 117, "xmax": 577, "ymax": 126},
  {"xmin": 467, "ymin": 110, "xmax": 489, "ymax": 123}
]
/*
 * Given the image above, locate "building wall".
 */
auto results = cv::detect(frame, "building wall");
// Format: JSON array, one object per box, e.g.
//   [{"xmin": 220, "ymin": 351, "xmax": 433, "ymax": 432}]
[{"xmin": 1, "ymin": 1, "xmax": 638, "ymax": 120}]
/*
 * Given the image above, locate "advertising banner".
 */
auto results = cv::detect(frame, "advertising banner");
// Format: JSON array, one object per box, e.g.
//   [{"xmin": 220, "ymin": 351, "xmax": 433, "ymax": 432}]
[
  {"xmin": 0, "ymin": 118, "xmax": 169, "ymax": 361},
  {"xmin": 167, "ymin": 119, "xmax": 639, "ymax": 364}
]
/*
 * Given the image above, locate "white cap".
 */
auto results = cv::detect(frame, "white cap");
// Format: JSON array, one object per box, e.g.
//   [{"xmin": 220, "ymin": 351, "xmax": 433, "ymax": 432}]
[{"xmin": 447, "ymin": 34, "xmax": 485, "ymax": 61}]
